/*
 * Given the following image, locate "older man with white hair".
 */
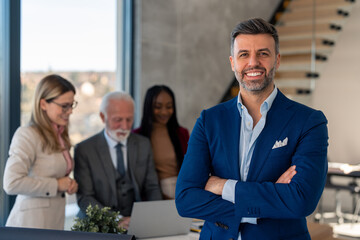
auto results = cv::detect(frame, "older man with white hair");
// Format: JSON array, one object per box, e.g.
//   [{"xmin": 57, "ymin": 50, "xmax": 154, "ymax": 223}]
[{"xmin": 74, "ymin": 91, "xmax": 162, "ymax": 229}]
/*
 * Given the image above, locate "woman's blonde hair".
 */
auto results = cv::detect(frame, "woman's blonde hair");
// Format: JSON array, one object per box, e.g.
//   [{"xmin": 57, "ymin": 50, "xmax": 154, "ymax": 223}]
[{"xmin": 29, "ymin": 74, "xmax": 76, "ymax": 153}]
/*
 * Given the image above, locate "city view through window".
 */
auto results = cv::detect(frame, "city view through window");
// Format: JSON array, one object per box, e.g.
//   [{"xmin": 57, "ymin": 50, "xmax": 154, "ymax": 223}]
[
  {"xmin": 21, "ymin": 0, "xmax": 117, "ymax": 227},
  {"xmin": 21, "ymin": 0, "xmax": 116, "ymax": 144},
  {"xmin": 21, "ymin": 71, "xmax": 116, "ymax": 144}
]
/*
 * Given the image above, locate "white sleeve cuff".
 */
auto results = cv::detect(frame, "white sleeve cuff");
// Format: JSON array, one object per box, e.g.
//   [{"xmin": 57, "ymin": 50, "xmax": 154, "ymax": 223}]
[{"xmin": 222, "ymin": 179, "xmax": 237, "ymax": 203}]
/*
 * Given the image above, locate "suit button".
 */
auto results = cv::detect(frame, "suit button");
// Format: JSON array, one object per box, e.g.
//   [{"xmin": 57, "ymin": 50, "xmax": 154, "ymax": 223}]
[
  {"xmin": 46, "ymin": 192, "xmax": 49, "ymax": 196},
  {"xmin": 224, "ymin": 225, "xmax": 229, "ymax": 230},
  {"xmin": 215, "ymin": 222, "xmax": 220, "ymax": 227}
]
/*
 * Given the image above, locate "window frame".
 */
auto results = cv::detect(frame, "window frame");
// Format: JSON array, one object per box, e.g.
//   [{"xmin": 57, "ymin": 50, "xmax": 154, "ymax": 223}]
[{"xmin": 0, "ymin": 0, "xmax": 135, "ymax": 226}]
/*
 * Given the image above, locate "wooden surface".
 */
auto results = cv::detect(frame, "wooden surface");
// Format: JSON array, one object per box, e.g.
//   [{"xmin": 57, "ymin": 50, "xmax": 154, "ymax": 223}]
[{"xmin": 308, "ymin": 222, "xmax": 346, "ymax": 240}]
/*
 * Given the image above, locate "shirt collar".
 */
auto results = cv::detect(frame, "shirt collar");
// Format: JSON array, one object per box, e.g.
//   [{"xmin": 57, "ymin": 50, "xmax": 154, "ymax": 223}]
[
  {"xmin": 237, "ymin": 86, "xmax": 278, "ymax": 116},
  {"xmin": 103, "ymin": 129, "xmax": 128, "ymax": 148}
]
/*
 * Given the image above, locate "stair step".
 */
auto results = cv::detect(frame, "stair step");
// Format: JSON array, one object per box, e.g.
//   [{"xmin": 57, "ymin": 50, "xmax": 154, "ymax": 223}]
[
  {"xmin": 288, "ymin": 2, "xmax": 354, "ymax": 12},
  {"xmin": 275, "ymin": 79, "xmax": 315, "ymax": 89},
  {"xmin": 278, "ymin": 60, "xmax": 325, "ymax": 71},
  {"xmin": 278, "ymin": 64, "xmax": 325, "ymax": 72},
  {"xmin": 288, "ymin": 0, "xmax": 355, "ymax": 9},
  {"xmin": 278, "ymin": 87, "xmax": 311, "ymax": 95},
  {"xmin": 278, "ymin": 17, "xmax": 348, "ymax": 27},
  {"xmin": 275, "ymin": 71, "xmax": 319, "ymax": 80},
  {"xmin": 279, "ymin": 8, "xmax": 350, "ymax": 24},
  {"xmin": 277, "ymin": 23, "xmax": 342, "ymax": 40},
  {"xmin": 226, "ymin": 85, "xmax": 313, "ymax": 98},
  {"xmin": 281, "ymin": 53, "xmax": 327, "ymax": 63},
  {"xmin": 280, "ymin": 38, "xmax": 335, "ymax": 55}
]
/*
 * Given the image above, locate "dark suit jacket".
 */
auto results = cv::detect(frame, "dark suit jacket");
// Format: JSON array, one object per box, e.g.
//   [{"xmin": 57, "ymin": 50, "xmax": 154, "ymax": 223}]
[
  {"xmin": 74, "ymin": 131, "xmax": 162, "ymax": 216},
  {"xmin": 175, "ymin": 91, "xmax": 329, "ymax": 240}
]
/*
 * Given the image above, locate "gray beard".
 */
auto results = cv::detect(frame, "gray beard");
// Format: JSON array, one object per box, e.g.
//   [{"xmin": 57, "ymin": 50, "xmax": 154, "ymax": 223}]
[
  {"xmin": 107, "ymin": 128, "xmax": 130, "ymax": 142},
  {"xmin": 236, "ymin": 65, "xmax": 276, "ymax": 93}
]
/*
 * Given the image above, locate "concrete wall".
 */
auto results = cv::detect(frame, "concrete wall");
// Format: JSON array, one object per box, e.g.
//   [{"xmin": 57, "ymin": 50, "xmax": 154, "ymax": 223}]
[{"xmin": 134, "ymin": 0, "xmax": 281, "ymax": 130}]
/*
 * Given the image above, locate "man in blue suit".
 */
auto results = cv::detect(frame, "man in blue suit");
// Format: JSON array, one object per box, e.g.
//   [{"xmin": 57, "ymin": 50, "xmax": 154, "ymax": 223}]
[{"xmin": 175, "ymin": 18, "xmax": 328, "ymax": 240}]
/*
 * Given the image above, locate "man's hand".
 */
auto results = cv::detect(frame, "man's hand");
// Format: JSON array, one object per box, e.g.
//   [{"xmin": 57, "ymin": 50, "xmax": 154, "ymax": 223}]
[
  {"xmin": 205, "ymin": 165, "xmax": 296, "ymax": 195},
  {"xmin": 205, "ymin": 176, "xmax": 227, "ymax": 195},
  {"xmin": 276, "ymin": 165, "xmax": 297, "ymax": 184}
]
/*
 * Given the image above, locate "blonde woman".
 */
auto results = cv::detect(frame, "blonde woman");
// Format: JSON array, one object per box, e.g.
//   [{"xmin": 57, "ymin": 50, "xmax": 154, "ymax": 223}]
[{"xmin": 3, "ymin": 74, "xmax": 78, "ymax": 230}]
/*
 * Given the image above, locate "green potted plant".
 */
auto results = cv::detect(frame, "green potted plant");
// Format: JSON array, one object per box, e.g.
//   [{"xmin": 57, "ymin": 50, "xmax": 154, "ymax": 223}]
[{"xmin": 71, "ymin": 204, "xmax": 126, "ymax": 234}]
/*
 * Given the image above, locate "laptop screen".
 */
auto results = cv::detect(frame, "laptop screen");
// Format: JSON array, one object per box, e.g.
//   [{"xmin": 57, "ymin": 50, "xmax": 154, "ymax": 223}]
[{"xmin": 127, "ymin": 200, "xmax": 192, "ymax": 239}]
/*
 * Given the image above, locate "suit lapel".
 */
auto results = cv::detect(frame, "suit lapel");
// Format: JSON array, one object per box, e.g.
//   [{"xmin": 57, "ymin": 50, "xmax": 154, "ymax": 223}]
[
  {"xmin": 96, "ymin": 131, "xmax": 117, "ymax": 198},
  {"xmin": 219, "ymin": 98, "xmax": 241, "ymax": 180},
  {"xmin": 127, "ymin": 134, "xmax": 138, "ymax": 175},
  {"xmin": 127, "ymin": 134, "xmax": 141, "ymax": 201},
  {"xmin": 247, "ymin": 91, "xmax": 295, "ymax": 182}
]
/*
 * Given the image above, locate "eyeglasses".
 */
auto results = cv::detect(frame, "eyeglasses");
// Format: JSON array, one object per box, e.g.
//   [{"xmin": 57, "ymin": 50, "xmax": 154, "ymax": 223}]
[{"xmin": 51, "ymin": 100, "xmax": 78, "ymax": 113}]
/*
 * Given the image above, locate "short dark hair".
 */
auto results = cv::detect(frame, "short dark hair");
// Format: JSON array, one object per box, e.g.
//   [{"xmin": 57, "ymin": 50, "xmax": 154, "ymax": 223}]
[{"xmin": 230, "ymin": 18, "xmax": 279, "ymax": 56}]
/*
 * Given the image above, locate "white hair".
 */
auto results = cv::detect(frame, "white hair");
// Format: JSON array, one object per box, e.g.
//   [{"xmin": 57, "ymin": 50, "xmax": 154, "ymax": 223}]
[{"xmin": 100, "ymin": 91, "xmax": 135, "ymax": 116}]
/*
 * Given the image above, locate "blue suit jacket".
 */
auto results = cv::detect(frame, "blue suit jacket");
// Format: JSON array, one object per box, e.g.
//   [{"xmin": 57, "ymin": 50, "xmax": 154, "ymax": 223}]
[{"xmin": 175, "ymin": 91, "xmax": 328, "ymax": 240}]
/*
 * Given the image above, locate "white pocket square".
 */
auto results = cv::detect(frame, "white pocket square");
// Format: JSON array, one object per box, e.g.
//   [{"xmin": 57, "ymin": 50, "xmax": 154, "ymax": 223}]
[{"xmin": 272, "ymin": 137, "xmax": 288, "ymax": 149}]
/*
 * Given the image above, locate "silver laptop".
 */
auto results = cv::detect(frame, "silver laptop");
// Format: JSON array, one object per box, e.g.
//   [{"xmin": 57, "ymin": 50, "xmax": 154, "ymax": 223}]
[{"xmin": 127, "ymin": 200, "xmax": 192, "ymax": 239}]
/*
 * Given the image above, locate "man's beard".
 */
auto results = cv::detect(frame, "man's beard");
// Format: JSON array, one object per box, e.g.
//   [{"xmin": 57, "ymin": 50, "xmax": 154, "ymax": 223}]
[
  {"xmin": 107, "ymin": 128, "xmax": 130, "ymax": 142},
  {"xmin": 235, "ymin": 64, "xmax": 276, "ymax": 93}
]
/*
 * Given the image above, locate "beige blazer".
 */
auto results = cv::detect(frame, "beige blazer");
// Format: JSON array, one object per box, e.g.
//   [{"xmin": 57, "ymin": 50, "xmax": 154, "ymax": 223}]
[{"xmin": 3, "ymin": 126, "xmax": 69, "ymax": 230}]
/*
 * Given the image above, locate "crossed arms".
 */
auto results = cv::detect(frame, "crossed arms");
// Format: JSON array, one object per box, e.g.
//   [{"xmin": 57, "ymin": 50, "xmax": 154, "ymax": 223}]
[
  {"xmin": 175, "ymin": 108, "xmax": 328, "ymax": 235},
  {"xmin": 205, "ymin": 165, "xmax": 297, "ymax": 195}
]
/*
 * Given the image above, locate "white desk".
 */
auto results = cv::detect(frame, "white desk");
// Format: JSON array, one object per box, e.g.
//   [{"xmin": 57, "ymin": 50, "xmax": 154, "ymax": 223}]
[{"xmin": 137, "ymin": 232, "xmax": 199, "ymax": 240}]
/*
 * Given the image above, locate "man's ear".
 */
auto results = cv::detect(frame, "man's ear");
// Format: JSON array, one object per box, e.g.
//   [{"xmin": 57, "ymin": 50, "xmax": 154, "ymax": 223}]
[
  {"xmin": 275, "ymin": 53, "xmax": 281, "ymax": 70},
  {"xmin": 229, "ymin": 56, "xmax": 235, "ymax": 71},
  {"xmin": 100, "ymin": 112, "xmax": 105, "ymax": 123}
]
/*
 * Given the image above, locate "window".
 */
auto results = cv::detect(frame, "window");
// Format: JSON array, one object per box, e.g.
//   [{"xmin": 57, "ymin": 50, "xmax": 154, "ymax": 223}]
[
  {"xmin": 21, "ymin": 0, "xmax": 117, "ymax": 142},
  {"xmin": 21, "ymin": 0, "xmax": 117, "ymax": 229},
  {"xmin": 0, "ymin": 0, "xmax": 21, "ymax": 226},
  {"xmin": 1, "ymin": 0, "xmax": 134, "ymax": 227}
]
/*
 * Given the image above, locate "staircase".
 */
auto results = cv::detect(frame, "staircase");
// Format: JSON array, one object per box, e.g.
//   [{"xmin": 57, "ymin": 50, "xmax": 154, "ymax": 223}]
[{"xmin": 221, "ymin": 0, "xmax": 356, "ymax": 105}]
